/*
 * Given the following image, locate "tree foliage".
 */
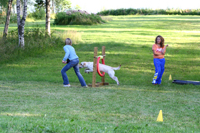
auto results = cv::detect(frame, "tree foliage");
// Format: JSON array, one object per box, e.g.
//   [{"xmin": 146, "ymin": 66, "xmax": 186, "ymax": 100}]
[
  {"xmin": 33, "ymin": 0, "xmax": 71, "ymax": 12},
  {"xmin": 0, "ymin": 0, "xmax": 8, "ymax": 8},
  {"xmin": 97, "ymin": 8, "xmax": 200, "ymax": 16},
  {"xmin": 54, "ymin": 0, "xmax": 71, "ymax": 12},
  {"xmin": 75, "ymin": 4, "xmax": 81, "ymax": 10},
  {"xmin": 34, "ymin": 0, "xmax": 45, "ymax": 8}
]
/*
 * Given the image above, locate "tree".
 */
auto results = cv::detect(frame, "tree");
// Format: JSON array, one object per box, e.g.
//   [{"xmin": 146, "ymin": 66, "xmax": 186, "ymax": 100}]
[
  {"xmin": 33, "ymin": 0, "xmax": 71, "ymax": 36},
  {"xmin": 3, "ymin": 0, "xmax": 13, "ymax": 39},
  {"xmin": 55, "ymin": 0, "xmax": 71, "ymax": 12},
  {"xmin": 32, "ymin": 0, "xmax": 45, "ymax": 20},
  {"xmin": 75, "ymin": 4, "xmax": 81, "ymax": 10},
  {"xmin": 33, "ymin": 0, "xmax": 50, "ymax": 35},
  {"xmin": 46, "ymin": 0, "xmax": 71, "ymax": 35},
  {"xmin": 46, "ymin": 0, "xmax": 50, "ymax": 35},
  {"xmin": 16, "ymin": 0, "xmax": 27, "ymax": 47}
]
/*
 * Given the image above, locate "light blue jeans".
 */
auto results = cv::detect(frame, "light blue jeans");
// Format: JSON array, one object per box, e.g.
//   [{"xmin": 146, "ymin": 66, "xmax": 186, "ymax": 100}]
[
  {"xmin": 61, "ymin": 58, "xmax": 87, "ymax": 86},
  {"xmin": 152, "ymin": 58, "xmax": 165, "ymax": 84}
]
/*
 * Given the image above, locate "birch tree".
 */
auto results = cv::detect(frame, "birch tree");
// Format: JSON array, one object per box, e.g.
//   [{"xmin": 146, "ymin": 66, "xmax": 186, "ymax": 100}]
[
  {"xmin": 35, "ymin": 0, "xmax": 50, "ymax": 35},
  {"xmin": 46, "ymin": 0, "xmax": 50, "ymax": 35},
  {"xmin": 16, "ymin": 0, "xmax": 27, "ymax": 47},
  {"xmin": 3, "ymin": 0, "xmax": 13, "ymax": 39}
]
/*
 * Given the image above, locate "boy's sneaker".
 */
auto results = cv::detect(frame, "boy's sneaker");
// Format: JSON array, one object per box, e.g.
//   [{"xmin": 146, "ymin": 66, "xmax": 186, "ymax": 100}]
[{"xmin": 63, "ymin": 84, "xmax": 71, "ymax": 87}]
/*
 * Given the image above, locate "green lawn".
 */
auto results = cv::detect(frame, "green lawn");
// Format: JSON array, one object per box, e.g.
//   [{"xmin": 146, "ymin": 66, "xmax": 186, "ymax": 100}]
[{"xmin": 0, "ymin": 15, "xmax": 200, "ymax": 132}]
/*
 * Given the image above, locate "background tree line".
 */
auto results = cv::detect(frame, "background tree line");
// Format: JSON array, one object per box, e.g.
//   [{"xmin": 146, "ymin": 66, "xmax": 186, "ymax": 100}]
[
  {"xmin": 0, "ymin": 0, "xmax": 73, "ymax": 47},
  {"xmin": 97, "ymin": 8, "xmax": 200, "ymax": 16}
]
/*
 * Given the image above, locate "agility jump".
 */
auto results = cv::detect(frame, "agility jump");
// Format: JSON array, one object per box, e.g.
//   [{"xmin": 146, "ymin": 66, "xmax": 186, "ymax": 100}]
[
  {"xmin": 89, "ymin": 46, "xmax": 109, "ymax": 87},
  {"xmin": 79, "ymin": 46, "xmax": 121, "ymax": 87}
]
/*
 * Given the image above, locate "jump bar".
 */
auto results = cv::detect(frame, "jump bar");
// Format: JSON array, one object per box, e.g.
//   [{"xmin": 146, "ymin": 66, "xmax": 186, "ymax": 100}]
[{"xmin": 172, "ymin": 80, "xmax": 200, "ymax": 85}]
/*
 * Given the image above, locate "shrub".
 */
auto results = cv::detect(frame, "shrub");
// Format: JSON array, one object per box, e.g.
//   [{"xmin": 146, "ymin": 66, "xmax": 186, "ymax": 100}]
[
  {"xmin": 10, "ymin": 15, "xmax": 17, "ymax": 23},
  {"xmin": 0, "ymin": 28, "xmax": 51, "ymax": 62},
  {"xmin": 27, "ymin": 8, "xmax": 46, "ymax": 20},
  {"xmin": 0, "ymin": 17, "xmax": 5, "ymax": 24},
  {"xmin": 54, "ymin": 12, "xmax": 105, "ymax": 25},
  {"xmin": 55, "ymin": 30, "xmax": 82, "ymax": 44},
  {"xmin": 0, "ymin": 14, "xmax": 17, "ymax": 24},
  {"xmin": 126, "ymin": 8, "xmax": 137, "ymax": 15},
  {"xmin": 0, "ymin": 28, "xmax": 82, "ymax": 63}
]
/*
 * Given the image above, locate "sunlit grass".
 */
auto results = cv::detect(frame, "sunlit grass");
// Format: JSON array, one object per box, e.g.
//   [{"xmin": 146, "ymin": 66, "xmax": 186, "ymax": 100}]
[
  {"xmin": 55, "ymin": 30, "xmax": 82, "ymax": 44},
  {"xmin": 0, "ymin": 113, "xmax": 41, "ymax": 117},
  {"xmin": 0, "ymin": 15, "xmax": 200, "ymax": 132},
  {"xmin": 101, "ymin": 16, "xmax": 113, "ymax": 22},
  {"xmin": 26, "ymin": 18, "xmax": 36, "ymax": 22}
]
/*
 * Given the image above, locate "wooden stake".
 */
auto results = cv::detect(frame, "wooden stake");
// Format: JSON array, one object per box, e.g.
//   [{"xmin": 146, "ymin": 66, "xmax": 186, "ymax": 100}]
[
  {"xmin": 101, "ymin": 46, "xmax": 105, "ymax": 84},
  {"xmin": 92, "ymin": 47, "xmax": 98, "ymax": 87}
]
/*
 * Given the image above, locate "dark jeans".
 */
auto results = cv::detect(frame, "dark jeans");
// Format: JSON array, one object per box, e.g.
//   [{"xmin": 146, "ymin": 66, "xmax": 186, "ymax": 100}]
[{"xmin": 61, "ymin": 58, "xmax": 87, "ymax": 86}]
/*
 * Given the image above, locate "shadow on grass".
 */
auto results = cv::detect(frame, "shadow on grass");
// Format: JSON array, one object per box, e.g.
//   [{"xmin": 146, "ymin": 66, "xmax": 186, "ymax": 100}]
[{"xmin": 0, "ymin": 39, "xmax": 200, "ymax": 85}]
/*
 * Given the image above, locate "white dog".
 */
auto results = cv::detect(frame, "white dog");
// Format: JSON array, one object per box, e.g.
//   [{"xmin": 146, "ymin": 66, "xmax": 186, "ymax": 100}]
[{"xmin": 79, "ymin": 62, "xmax": 121, "ymax": 85}]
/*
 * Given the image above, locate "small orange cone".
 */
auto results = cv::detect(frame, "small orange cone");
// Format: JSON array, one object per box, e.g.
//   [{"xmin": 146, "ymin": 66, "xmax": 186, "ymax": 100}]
[
  {"xmin": 169, "ymin": 74, "xmax": 172, "ymax": 80},
  {"xmin": 156, "ymin": 110, "xmax": 163, "ymax": 122}
]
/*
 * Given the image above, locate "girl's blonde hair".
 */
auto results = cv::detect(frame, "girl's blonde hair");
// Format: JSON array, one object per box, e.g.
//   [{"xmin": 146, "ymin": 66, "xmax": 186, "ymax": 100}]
[
  {"xmin": 155, "ymin": 35, "xmax": 164, "ymax": 47},
  {"xmin": 65, "ymin": 38, "xmax": 72, "ymax": 45}
]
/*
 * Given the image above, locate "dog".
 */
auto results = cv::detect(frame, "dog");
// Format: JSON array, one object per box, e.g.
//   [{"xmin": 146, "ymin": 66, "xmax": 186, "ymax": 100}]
[{"xmin": 79, "ymin": 62, "xmax": 121, "ymax": 85}]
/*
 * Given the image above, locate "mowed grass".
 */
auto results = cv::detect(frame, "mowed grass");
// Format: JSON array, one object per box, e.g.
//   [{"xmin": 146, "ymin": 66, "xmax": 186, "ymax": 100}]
[{"xmin": 0, "ymin": 15, "xmax": 200, "ymax": 132}]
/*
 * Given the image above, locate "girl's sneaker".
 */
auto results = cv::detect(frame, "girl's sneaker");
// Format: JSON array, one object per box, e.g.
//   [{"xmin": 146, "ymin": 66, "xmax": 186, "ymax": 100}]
[{"xmin": 152, "ymin": 79, "xmax": 156, "ymax": 84}]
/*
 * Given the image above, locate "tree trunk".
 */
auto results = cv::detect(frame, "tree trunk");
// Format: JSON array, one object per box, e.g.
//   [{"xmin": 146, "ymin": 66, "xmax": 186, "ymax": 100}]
[
  {"xmin": 16, "ymin": 0, "xmax": 27, "ymax": 48},
  {"xmin": 3, "ymin": 0, "xmax": 13, "ymax": 39},
  {"xmin": 46, "ymin": 0, "xmax": 50, "ymax": 36}
]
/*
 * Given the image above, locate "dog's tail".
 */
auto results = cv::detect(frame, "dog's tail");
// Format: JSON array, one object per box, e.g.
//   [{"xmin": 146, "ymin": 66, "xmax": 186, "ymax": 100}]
[{"xmin": 113, "ymin": 65, "xmax": 121, "ymax": 70}]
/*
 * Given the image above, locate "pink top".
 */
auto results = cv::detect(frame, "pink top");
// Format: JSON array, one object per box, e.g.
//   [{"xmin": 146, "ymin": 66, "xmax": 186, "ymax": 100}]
[{"xmin": 152, "ymin": 44, "xmax": 166, "ymax": 59}]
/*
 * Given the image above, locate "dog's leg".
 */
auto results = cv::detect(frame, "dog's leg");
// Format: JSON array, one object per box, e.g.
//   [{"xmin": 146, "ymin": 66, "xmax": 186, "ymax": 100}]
[
  {"xmin": 85, "ymin": 69, "xmax": 93, "ymax": 74},
  {"xmin": 112, "ymin": 76, "xmax": 119, "ymax": 85},
  {"xmin": 108, "ymin": 71, "xmax": 119, "ymax": 85}
]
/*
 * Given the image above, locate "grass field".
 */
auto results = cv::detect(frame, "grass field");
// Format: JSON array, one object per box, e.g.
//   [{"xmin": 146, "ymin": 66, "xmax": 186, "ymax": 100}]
[{"xmin": 0, "ymin": 15, "xmax": 200, "ymax": 132}]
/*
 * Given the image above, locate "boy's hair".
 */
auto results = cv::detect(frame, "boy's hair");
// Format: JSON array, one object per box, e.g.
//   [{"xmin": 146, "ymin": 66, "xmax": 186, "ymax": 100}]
[
  {"xmin": 155, "ymin": 35, "xmax": 164, "ymax": 47},
  {"xmin": 65, "ymin": 38, "xmax": 72, "ymax": 45}
]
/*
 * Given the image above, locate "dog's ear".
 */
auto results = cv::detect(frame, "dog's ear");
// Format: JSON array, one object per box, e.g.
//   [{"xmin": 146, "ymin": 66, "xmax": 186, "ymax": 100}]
[
  {"xmin": 84, "ymin": 62, "xmax": 86, "ymax": 66},
  {"xmin": 78, "ymin": 64, "xmax": 82, "ymax": 68}
]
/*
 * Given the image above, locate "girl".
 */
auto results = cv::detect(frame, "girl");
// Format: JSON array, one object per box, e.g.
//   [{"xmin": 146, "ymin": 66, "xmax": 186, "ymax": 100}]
[
  {"xmin": 61, "ymin": 38, "xmax": 87, "ymax": 87},
  {"xmin": 152, "ymin": 35, "xmax": 168, "ymax": 85}
]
